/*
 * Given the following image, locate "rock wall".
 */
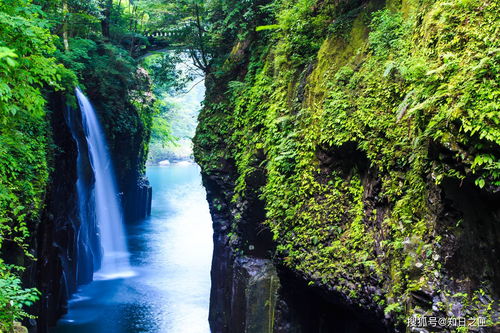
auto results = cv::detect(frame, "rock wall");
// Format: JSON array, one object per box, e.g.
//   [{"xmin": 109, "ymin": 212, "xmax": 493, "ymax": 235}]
[
  {"xmin": 203, "ymin": 171, "xmax": 280, "ymax": 333},
  {"xmin": 122, "ymin": 176, "xmax": 152, "ymax": 223},
  {"xmin": 33, "ymin": 93, "xmax": 83, "ymax": 331}
]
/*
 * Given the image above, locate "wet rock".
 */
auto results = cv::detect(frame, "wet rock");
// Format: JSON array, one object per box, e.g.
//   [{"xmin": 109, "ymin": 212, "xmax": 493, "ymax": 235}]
[
  {"xmin": 123, "ymin": 176, "xmax": 152, "ymax": 222},
  {"xmin": 34, "ymin": 93, "xmax": 84, "ymax": 332},
  {"xmin": 231, "ymin": 257, "xmax": 279, "ymax": 333}
]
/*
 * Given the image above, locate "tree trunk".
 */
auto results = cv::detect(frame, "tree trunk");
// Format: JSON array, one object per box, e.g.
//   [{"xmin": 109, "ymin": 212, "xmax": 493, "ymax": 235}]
[
  {"xmin": 194, "ymin": 3, "xmax": 208, "ymax": 72},
  {"xmin": 62, "ymin": 0, "xmax": 69, "ymax": 51},
  {"xmin": 101, "ymin": 0, "xmax": 112, "ymax": 38}
]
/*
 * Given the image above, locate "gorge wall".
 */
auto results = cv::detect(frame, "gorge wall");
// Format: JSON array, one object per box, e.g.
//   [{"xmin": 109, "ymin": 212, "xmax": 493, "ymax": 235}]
[
  {"xmin": 31, "ymin": 65, "xmax": 154, "ymax": 332},
  {"xmin": 194, "ymin": 0, "xmax": 500, "ymax": 331}
]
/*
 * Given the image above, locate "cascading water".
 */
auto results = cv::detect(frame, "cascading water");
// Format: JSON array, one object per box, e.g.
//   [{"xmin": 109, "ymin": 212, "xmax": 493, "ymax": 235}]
[{"xmin": 75, "ymin": 87, "xmax": 134, "ymax": 280}]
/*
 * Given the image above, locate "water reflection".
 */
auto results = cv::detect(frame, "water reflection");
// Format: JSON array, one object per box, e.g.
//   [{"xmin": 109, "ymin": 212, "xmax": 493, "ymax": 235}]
[{"xmin": 52, "ymin": 163, "xmax": 213, "ymax": 333}]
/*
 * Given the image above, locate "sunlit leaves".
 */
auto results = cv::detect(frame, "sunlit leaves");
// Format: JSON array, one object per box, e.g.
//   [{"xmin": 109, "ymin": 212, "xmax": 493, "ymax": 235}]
[
  {"xmin": 0, "ymin": 1, "xmax": 66, "ymax": 327},
  {"xmin": 0, "ymin": 261, "xmax": 40, "ymax": 331}
]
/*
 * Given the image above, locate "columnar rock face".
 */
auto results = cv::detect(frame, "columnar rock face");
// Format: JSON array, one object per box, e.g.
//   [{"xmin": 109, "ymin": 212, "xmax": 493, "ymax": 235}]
[
  {"xmin": 194, "ymin": 0, "xmax": 500, "ymax": 331},
  {"xmin": 226, "ymin": 256, "xmax": 279, "ymax": 333},
  {"xmin": 34, "ymin": 93, "xmax": 84, "ymax": 331},
  {"xmin": 209, "ymin": 225, "xmax": 281, "ymax": 332},
  {"xmin": 237, "ymin": 258, "xmax": 279, "ymax": 333},
  {"xmin": 123, "ymin": 176, "xmax": 152, "ymax": 222}
]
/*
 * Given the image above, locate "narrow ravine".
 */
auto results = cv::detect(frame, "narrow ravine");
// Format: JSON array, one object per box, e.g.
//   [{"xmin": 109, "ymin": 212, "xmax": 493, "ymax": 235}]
[
  {"xmin": 52, "ymin": 163, "xmax": 213, "ymax": 333},
  {"xmin": 2, "ymin": 1, "xmax": 498, "ymax": 332}
]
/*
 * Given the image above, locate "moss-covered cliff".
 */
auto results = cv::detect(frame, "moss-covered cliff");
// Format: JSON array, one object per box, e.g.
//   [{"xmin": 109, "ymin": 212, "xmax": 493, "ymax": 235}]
[{"xmin": 194, "ymin": 0, "xmax": 500, "ymax": 330}]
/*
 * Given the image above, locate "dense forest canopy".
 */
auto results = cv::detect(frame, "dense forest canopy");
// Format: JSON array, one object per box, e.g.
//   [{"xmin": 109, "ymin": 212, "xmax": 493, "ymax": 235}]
[{"xmin": 0, "ymin": 0, "xmax": 499, "ymax": 331}]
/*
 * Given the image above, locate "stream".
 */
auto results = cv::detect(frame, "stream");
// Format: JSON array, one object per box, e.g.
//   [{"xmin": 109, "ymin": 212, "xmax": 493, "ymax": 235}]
[{"xmin": 52, "ymin": 164, "xmax": 213, "ymax": 333}]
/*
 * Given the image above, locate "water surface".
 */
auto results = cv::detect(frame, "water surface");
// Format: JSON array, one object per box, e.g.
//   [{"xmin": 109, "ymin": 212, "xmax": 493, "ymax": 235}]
[{"xmin": 52, "ymin": 163, "xmax": 213, "ymax": 333}]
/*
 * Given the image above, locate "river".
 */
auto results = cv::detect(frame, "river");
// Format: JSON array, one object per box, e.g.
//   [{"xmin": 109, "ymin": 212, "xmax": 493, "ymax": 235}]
[{"xmin": 52, "ymin": 163, "xmax": 213, "ymax": 333}]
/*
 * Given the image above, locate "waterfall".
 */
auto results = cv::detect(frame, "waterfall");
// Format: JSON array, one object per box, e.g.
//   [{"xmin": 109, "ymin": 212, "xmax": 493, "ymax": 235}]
[{"xmin": 75, "ymin": 87, "xmax": 134, "ymax": 280}]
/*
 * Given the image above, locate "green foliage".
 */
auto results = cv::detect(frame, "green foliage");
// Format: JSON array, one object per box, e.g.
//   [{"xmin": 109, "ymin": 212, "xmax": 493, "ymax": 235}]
[
  {"xmin": 135, "ymin": 0, "xmax": 276, "ymax": 72},
  {"xmin": 144, "ymin": 52, "xmax": 192, "ymax": 95},
  {"xmin": 0, "ymin": 261, "xmax": 39, "ymax": 332},
  {"xmin": 0, "ymin": 0, "xmax": 58, "ymax": 250},
  {"xmin": 255, "ymin": 24, "xmax": 280, "ymax": 32},
  {"xmin": 147, "ymin": 68, "xmax": 205, "ymax": 163},
  {"xmin": 0, "ymin": 0, "xmax": 75, "ymax": 326},
  {"xmin": 275, "ymin": 0, "xmax": 330, "ymax": 65},
  {"xmin": 368, "ymin": 9, "xmax": 408, "ymax": 57},
  {"xmin": 206, "ymin": 0, "xmax": 274, "ymax": 46},
  {"xmin": 54, "ymin": 37, "xmax": 98, "ymax": 74}
]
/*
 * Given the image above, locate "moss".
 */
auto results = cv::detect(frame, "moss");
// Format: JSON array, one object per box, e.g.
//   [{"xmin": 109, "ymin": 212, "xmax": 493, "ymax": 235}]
[{"xmin": 306, "ymin": 13, "xmax": 370, "ymax": 108}]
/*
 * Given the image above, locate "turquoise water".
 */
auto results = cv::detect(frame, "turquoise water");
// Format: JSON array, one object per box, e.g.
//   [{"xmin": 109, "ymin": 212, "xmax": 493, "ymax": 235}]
[{"xmin": 52, "ymin": 164, "xmax": 213, "ymax": 333}]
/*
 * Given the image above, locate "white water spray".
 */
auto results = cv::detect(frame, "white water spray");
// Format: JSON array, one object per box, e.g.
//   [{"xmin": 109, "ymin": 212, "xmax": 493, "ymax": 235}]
[{"xmin": 76, "ymin": 88, "xmax": 134, "ymax": 280}]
